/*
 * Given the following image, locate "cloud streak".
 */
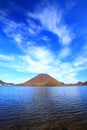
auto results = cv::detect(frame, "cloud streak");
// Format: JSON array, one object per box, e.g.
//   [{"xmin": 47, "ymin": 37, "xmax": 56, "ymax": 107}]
[{"xmin": 28, "ymin": 3, "xmax": 74, "ymax": 45}]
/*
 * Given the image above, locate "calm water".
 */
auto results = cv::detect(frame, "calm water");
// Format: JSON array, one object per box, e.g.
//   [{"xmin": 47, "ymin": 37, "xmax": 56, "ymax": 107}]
[{"xmin": 0, "ymin": 86, "xmax": 87, "ymax": 130}]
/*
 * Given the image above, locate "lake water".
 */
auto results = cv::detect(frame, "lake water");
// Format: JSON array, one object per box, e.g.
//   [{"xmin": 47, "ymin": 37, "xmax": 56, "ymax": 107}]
[{"xmin": 0, "ymin": 86, "xmax": 87, "ymax": 130}]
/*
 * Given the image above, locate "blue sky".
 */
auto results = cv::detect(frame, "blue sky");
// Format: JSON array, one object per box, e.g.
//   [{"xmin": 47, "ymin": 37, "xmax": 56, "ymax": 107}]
[{"xmin": 0, "ymin": 0, "xmax": 87, "ymax": 83}]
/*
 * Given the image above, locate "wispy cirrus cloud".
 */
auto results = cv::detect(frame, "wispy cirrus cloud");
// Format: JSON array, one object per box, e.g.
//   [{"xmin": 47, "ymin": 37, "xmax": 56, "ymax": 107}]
[
  {"xmin": 0, "ymin": 10, "xmax": 30, "ymax": 42},
  {"xmin": 28, "ymin": 3, "xmax": 74, "ymax": 45},
  {"xmin": 27, "ymin": 2, "xmax": 75, "ymax": 58},
  {"xmin": 0, "ymin": 9, "xmax": 49, "ymax": 51},
  {"xmin": 0, "ymin": 2, "xmax": 74, "ymax": 57},
  {"xmin": 59, "ymin": 47, "xmax": 70, "ymax": 58},
  {"xmin": 0, "ymin": 54, "xmax": 14, "ymax": 61}
]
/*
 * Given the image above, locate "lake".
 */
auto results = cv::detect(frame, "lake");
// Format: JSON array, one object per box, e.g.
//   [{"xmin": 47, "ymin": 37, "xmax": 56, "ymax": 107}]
[{"xmin": 0, "ymin": 86, "xmax": 87, "ymax": 130}]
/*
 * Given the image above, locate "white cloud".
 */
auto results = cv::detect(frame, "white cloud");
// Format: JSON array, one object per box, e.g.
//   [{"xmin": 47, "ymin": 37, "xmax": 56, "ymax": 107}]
[
  {"xmin": 73, "ymin": 45, "xmax": 87, "ymax": 69},
  {"xmin": 13, "ymin": 34, "xmax": 23, "ymax": 43},
  {"xmin": 0, "ymin": 11, "xmax": 29, "ymax": 44},
  {"xmin": 57, "ymin": 25, "xmax": 74, "ymax": 45},
  {"xmin": 28, "ymin": 3, "xmax": 74, "ymax": 45},
  {"xmin": 27, "ymin": 2, "xmax": 74, "ymax": 60},
  {"xmin": 59, "ymin": 47, "xmax": 70, "ymax": 58},
  {"xmin": 41, "ymin": 36, "xmax": 50, "ymax": 41},
  {"xmin": 74, "ymin": 56, "xmax": 87, "ymax": 70},
  {"xmin": 1, "ymin": 18, "xmax": 26, "ymax": 46},
  {"xmin": 0, "ymin": 6, "xmax": 74, "ymax": 60},
  {"xmin": 27, "ymin": 46, "xmax": 54, "ymax": 63},
  {"xmin": 0, "ymin": 54, "xmax": 14, "ymax": 61},
  {"xmin": 27, "ymin": 18, "xmax": 42, "ymax": 35}
]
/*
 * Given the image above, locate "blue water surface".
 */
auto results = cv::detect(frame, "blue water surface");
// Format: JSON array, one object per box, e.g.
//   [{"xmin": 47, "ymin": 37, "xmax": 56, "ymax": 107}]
[{"xmin": 0, "ymin": 86, "xmax": 87, "ymax": 129}]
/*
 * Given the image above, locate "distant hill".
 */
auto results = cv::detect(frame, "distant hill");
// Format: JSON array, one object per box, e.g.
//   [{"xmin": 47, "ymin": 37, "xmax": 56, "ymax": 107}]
[
  {"xmin": 64, "ymin": 81, "xmax": 87, "ymax": 86},
  {"xmin": 0, "ymin": 80, "xmax": 14, "ymax": 86},
  {"xmin": 83, "ymin": 81, "xmax": 87, "ymax": 85},
  {"xmin": 75, "ymin": 81, "xmax": 87, "ymax": 86},
  {"xmin": 0, "ymin": 80, "xmax": 5, "ymax": 84},
  {"xmin": 18, "ymin": 74, "xmax": 63, "ymax": 86}
]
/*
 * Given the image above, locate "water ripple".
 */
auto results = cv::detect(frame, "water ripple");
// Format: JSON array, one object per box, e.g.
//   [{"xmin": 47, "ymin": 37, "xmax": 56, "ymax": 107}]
[{"xmin": 0, "ymin": 86, "xmax": 87, "ymax": 129}]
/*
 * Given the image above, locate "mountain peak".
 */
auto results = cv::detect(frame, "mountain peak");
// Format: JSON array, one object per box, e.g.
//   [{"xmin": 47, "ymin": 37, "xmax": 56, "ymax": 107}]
[{"xmin": 37, "ymin": 73, "xmax": 49, "ymax": 76}]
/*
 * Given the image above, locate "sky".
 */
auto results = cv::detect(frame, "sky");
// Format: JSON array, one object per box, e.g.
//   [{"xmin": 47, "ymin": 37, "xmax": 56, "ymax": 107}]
[{"xmin": 0, "ymin": 0, "xmax": 87, "ymax": 84}]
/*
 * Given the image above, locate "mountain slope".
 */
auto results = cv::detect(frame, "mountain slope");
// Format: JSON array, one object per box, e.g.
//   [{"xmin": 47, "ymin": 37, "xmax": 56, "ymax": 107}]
[
  {"xmin": 19, "ymin": 74, "xmax": 63, "ymax": 86},
  {"xmin": 0, "ymin": 80, "xmax": 5, "ymax": 84}
]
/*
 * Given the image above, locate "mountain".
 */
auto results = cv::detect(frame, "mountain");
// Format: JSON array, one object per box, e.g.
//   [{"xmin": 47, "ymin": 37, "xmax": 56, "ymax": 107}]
[
  {"xmin": 0, "ymin": 80, "xmax": 14, "ymax": 86},
  {"xmin": 75, "ymin": 81, "xmax": 87, "ymax": 86},
  {"xmin": 64, "ymin": 81, "xmax": 87, "ymax": 86},
  {"xmin": 83, "ymin": 81, "xmax": 87, "ymax": 85},
  {"xmin": 19, "ymin": 74, "xmax": 63, "ymax": 86},
  {"xmin": 1, "ymin": 74, "xmax": 87, "ymax": 86},
  {"xmin": 0, "ymin": 80, "xmax": 5, "ymax": 84}
]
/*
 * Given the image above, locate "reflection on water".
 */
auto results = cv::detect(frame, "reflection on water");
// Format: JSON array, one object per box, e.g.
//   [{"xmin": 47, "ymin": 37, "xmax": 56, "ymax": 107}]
[{"xmin": 0, "ymin": 86, "xmax": 87, "ymax": 130}]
